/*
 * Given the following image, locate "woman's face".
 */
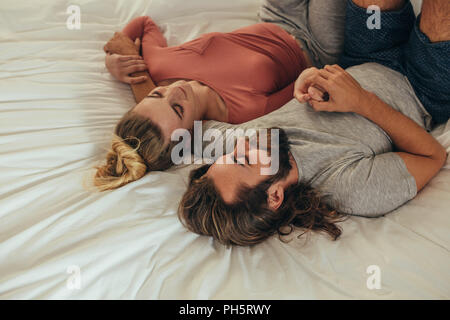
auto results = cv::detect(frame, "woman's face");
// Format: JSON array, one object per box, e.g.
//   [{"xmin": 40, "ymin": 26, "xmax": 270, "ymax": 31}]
[{"xmin": 133, "ymin": 80, "xmax": 198, "ymax": 142}]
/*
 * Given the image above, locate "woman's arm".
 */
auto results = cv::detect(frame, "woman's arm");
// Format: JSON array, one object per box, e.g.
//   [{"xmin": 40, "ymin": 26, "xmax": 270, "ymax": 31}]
[
  {"xmin": 103, "ymin": 32, "xmax": 156, "ymax": 103},
  {"xmin": 102, "ymin": 16, "xmax": 166, "ymax": 103},
  {"xmin": 296, "ymin": 65, "xmax": 447, "ymax": 192}
]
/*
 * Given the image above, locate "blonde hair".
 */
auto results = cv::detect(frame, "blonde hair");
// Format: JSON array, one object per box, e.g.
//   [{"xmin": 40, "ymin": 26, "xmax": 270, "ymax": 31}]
[{"xmin": 92, "ymin": 110, "xmax": 177, "ymax": 192}]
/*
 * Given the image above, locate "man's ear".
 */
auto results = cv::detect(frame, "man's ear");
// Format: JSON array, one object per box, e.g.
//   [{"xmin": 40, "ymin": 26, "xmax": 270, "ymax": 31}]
[{"xmin": 266, "ymin": 183, "xmax": 284, "ymax": 211}]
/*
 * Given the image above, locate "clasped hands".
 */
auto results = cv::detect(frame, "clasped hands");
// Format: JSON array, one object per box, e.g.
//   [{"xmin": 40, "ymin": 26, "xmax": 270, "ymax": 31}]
[
  {"xmin": 105, "ymin": 37, "xmax": 148, "ymax": 85},
  {"xmin": 294, "ymin": 65, "xmax": 369, "ymax": 115},
  {"xmin": 104, "ymin": 32, "xmax": 155, "ymax": 103}
]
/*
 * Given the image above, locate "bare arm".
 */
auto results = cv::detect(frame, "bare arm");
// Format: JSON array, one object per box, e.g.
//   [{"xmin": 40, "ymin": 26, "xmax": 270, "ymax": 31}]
[
  {"xmin": 420, "ymin": 0, "xmax": 450, "ymax": 43},
  {"xmin": 296, "ymin": 65, "xmax": 447, "ymax": 192},
  {"xmin": 103, "ymin": 32, "xmax": 156, "ymax": 103},
  {"xmin": 358, "ymin": 92, "xmax": 447, "ymax": 191}
]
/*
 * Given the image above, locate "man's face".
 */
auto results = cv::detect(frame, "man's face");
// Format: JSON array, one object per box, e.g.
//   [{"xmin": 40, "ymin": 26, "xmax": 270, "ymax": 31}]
[{"xmin": 206, "ymin": 137, "xmax": 273, "ymax": 203}]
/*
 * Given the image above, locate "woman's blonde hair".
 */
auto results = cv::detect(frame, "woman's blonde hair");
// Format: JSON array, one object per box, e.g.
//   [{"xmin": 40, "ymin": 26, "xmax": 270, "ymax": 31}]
[{"xmin": 92, "ymin": 110, "xmax": 177, "ymax": 191}]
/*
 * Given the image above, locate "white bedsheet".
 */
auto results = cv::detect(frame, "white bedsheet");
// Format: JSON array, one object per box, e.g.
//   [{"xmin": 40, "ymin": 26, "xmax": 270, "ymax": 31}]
[{"xmin": 0, "ymin": 0, "xmax": 449, "ymax": 299}]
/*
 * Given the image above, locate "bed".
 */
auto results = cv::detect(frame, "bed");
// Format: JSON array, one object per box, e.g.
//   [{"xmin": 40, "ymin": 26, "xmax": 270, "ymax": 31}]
[{"xmin": 0, "ymin": 0, "xmax": 449, "ymax": 299}]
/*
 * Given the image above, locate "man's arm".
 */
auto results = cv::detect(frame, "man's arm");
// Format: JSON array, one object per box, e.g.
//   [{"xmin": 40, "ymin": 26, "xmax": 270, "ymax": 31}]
[
  {"xmin": 297, "ymin": 65, "xmax": 447, "ymax": 192},
  {"xmin": 358, "ymin": 92, "xmax": 447, "ymax": 192}
]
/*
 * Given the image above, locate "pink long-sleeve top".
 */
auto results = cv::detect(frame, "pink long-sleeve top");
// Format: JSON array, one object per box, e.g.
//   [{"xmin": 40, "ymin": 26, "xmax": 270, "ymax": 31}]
[{"xmin": 123, "ymin": 16, "xmax": 307, "ymax": 124}]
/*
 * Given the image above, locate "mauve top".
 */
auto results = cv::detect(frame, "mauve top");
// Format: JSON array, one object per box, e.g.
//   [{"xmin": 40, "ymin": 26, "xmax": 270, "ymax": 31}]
[{"xmin": 123, "ymin": 16, "xmax": 307, "ymax": 124}]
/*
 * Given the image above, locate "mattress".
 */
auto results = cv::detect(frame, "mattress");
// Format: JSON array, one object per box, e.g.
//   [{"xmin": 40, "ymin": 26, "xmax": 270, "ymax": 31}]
[{"xmin": 0, "ymin": 0, "xmax": 449, "ymax": 299}]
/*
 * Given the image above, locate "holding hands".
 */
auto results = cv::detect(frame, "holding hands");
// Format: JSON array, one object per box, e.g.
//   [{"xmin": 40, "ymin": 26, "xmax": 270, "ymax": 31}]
[
  {"xmin": 294, "ymin": 65, "xmax": 369, "ymax": 115},
  {"xmin": 104, "ymin": 32, "xmax": 156, "ymax": 103},
  {"xmin": 105, "ymin": 53, "xmax": 148, "ymax": 84},
  {"xmin": 105, "ymin": 37, "xmax": 148, "ymax": 85}
]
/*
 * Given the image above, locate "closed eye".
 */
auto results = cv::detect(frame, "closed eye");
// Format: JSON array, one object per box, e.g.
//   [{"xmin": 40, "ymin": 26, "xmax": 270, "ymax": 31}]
[
  {"xmin": 147, "ymin": 91, "xmax": 162, "ymax": 98},
  {"xmin": 146, "ymin": 91, "xmax": 183, "ymax": 119},
  {"xmin": 172, "ymin": 104, "xmax": 184, "ymax": 119},
  {"xmin": 234, "ymin": 153, "xmax": 249, "ymax": 167}
]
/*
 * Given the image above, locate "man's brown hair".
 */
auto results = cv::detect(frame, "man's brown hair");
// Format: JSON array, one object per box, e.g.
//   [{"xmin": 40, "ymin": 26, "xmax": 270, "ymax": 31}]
[{"xmin": 178, "ymin": 128, "xmax": 346, "ymax": 247}]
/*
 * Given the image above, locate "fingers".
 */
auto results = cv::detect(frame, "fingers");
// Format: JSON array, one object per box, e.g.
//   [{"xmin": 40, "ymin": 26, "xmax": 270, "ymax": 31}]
[
  {"xmin": 124, "ymin": 76, "xmax": 148, "ymax": 84},
  {"xmin": 295, "ymin": 92, "xmax": 311, "ymax": 103},
  {"xmin": 324, "ymin": 65, "xmax": 337, "ymax": 73},
  {"xmin": 307, "ymin": 85, "xmax": 325, "ymax": 101},
  {"xmin": 309, "ymin": 100, "xmax": 333, "ymax": 112},
  {"xmin": 332, "ymin": 64, "xmax": 345, "ymax": 72},
  {"xmin": 295, "ymin": 74, "xmax": 327, "ymax": 103},
  {"xmin": 294, "ymin": 66, "xmax": 343, "ymax": 103},
  {"xmin": 308, "ymin": 73, "xmax": 329, "ymax": 91},
  {"xmin": 318, "ymin": 68, "xmax": 333, "ymax": 79},
  {"xmin": 295, "ymin": 87, "xmax": 326, "ymax": 104},
  {"xmin": 118, "ymin": 55, "xmax": 143, "ymax": 62},
  {"xmin": 121, "ymin": 59, "xmax": 146, "ymax": 67},
  {"xmin": 297, "ymin": 71, "xmax": 328, "ymax": 93},
  {"xmin": 324, "ymin": 64, "xmax": 344, "ymax": 73},
  {"xmin": 125, "ymin": 64, "xmax": 148, "ymax": 74}
]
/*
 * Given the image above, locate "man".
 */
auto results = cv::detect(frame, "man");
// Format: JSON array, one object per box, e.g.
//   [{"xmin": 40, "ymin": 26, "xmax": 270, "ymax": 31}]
[{"xmin": 177, "ymin": 0, "xmax": 449, "ymax": 247}]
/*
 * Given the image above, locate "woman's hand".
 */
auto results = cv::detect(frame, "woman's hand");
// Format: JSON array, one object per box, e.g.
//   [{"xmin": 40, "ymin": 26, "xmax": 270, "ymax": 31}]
[
  {"xmin": 294, "ymin": 67, "xmax": 327, "ymax": 103},
  {"xmin": 294, "ymin": 65, "xmax": 369, "ymax": 114},
  {"xmin": 105, "ymin": 38, "xmax": 148, "ymax": 85}
]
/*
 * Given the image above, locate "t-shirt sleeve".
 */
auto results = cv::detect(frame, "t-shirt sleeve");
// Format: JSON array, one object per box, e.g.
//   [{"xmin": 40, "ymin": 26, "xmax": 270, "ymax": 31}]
[
  {"xmin": 330, "ymin": 152, "xmax": 417, "ymax": 217},
  {"xmin": 122, "ymin": 16, "xmax": 167, "ymax": 48}
]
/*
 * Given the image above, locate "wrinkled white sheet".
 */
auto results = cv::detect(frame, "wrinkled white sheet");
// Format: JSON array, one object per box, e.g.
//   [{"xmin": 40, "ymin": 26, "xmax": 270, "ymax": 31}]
[{"xmin": 0, "ymin": 0, "xmax": 449, "ymax": 299}]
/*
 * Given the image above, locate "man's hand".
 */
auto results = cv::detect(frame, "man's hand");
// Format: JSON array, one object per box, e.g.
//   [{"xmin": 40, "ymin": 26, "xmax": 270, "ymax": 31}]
[
  {"xmin": 294, "ymin": 65, "xmax": 368, "ymax": 114},
  {"xmin": 105, "ymin": 53, "xmax": 148, "ymax": 84},
  {"xmin": 294, "ymin": 67, "xmax": 327, "ymax": 103}
]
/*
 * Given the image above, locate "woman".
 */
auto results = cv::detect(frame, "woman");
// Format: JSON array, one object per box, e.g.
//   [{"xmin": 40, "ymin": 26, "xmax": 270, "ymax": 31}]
[{"xmin": 93, "ymin": 15, "xmax": 320, "ymax": 191}]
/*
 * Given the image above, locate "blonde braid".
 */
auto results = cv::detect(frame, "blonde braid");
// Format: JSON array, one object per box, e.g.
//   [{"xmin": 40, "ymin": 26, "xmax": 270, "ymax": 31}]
[{"xmin": 93, "ymin": 134, "xmax": 147, "ymax": 191}]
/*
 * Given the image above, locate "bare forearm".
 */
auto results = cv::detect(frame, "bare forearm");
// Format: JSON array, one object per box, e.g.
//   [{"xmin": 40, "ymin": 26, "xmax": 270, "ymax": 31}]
[
  {"xmin": 420, "ymin": 0, "xmax": 450, "ymax": 42},
  {"xmin": 359, "ymin": 92, "xmax": 446, "ymax": 160},
  {"xmin": 104, "ymin": 32, "xmax": 155, "ymax": 103}
]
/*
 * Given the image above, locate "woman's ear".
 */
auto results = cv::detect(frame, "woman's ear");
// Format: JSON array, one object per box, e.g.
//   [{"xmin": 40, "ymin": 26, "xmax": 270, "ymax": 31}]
[{"xmin": 266, "ymin": 183, "xmax": 284, "ymax": 211}]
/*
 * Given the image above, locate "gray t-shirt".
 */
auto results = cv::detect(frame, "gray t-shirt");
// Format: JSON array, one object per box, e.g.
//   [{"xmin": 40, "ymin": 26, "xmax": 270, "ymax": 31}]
[{"xmin": 202, "ymin": 63, "xmax": 433, "ymax": 217}]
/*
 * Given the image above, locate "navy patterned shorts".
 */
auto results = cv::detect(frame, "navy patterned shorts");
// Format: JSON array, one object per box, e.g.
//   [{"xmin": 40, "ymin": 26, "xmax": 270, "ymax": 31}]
[{"xmin": 340, "ymin": 0, "xmax": 450, "ymax": 125}]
